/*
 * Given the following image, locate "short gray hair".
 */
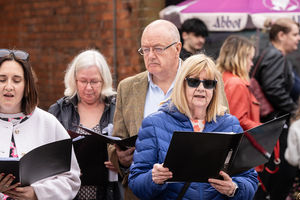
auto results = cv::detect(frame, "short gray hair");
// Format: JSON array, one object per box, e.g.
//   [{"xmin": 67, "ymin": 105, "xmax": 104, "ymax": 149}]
[{"xmin": 64, "ymin": 49, "xmax": 116, "ymax": 99}]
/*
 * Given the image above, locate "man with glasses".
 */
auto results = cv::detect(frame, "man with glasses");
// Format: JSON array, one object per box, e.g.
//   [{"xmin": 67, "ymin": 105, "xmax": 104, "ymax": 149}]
[{"xmin": 108, "ymin": 19, "xmax": 182, "ymax": 200}]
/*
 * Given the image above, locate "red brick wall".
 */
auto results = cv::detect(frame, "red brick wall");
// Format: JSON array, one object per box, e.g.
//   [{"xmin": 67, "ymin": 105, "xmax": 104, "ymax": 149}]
[{"xmin": 0, "ymin": 0, "xmax": 165, "ymax": 109}]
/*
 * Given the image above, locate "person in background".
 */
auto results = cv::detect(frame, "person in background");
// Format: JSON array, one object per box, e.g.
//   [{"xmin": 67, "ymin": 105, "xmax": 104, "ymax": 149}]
[
  {"xmin": 217, "ymin": 35, "xmax": 260, "ymax": 131},
  {"xmin": 285, "ymin": 99, "xmax": 300, "ymax": 200},
  {"xmin": 255, "ymin": 18, "xmax": 299, "ymax": 122},
  {"xmin": 180, "ymin": 18, "xmax": 208, "ymax": 60},
  {"xmin": 128, "ymin": 54, "xmax": 258, "ymax": 200},
  {"xmin": 0, "ymin": 49, "xmax": 80, "ymax": 199},
  {"xmin": 291, "ymin": 69, "xmax": 300, "ymax": 103},
  {"xmin": 108, "ymin": 19, "xmax": 182, "ymax": 200},
  {"xmin": 48, "ymin": 49, "xmax": 121, "ymax": 200},
  {"xmin": 253, "ymin": 18, "xmax": 300, "ymax": 200}
]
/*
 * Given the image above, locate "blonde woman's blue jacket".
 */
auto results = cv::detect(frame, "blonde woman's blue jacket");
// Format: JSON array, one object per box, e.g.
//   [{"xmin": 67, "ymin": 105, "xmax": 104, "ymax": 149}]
[{"xmin": 128, "ymin": 102, "xmax": 258, "ymax": 200}]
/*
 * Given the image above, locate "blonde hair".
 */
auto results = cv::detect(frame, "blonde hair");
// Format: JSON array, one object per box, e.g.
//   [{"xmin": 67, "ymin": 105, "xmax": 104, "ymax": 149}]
[
  {"xmin": 64, "ymin": 49, "xmax": 116, "ymax": 100},
  {"xmin": 216, "ymin": 35, "xmax": 254, "ymax": 81},
  {"xmin": 170, "ymin": 54, "xmax": 227, "ymax": 122}
]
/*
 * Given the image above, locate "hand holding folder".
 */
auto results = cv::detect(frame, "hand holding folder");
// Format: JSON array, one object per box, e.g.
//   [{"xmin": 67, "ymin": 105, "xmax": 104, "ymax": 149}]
[
  {"xmin": 0, "ymin": 139, "xmax": 72, "ymax": 186},
  {"xmin": 163, "ymin": 114, "xmax": 289, "ymax": 182}
]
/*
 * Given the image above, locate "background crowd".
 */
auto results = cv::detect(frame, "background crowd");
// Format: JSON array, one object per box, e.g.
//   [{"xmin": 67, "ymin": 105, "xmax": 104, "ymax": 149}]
[{"xmin": 0, "ymin": 16, "xmax": 299, "ymax": 200}]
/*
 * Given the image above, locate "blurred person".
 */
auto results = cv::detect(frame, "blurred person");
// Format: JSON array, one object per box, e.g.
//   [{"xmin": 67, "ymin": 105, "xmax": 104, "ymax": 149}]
[
  {"xmin": 291, "ymin": 69, "xmax": 300, "ymax": 103},
  {"xmin": 285, "ymin": 99, "xmax": 300, "ymax": 200},
  {"xmin": 217, "ymin": 35, "xmax": 260, "ymax": 131},
  {"xmin": 180, "ymin": 18, "xmax": 208, "ymax": 60},
  {"xmin": 0, "ymin": 49, "xmax": 80, "ymax": 200},
  {"xmin": 254, "ymin": 18, "xmax": 299, "ymax": 122},
  {"xmin": 128, "ymin": 54, "xmax": 258, "ymax": 199},
  {"xmin": 253, "ymin": 18, "xmax": 300, "ymax": 200},
  {"xmin": 108, "ymin": 19, "xmax": 182, "ymax": 200},
  {"xmin": 48, "ymin": 49, "xmax": 121, "ymax": 200}
]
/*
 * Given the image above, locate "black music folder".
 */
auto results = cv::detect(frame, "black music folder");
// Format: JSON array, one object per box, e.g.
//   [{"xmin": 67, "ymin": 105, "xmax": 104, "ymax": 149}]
[
  {"xmin": 0, "ymin": 139, "xmax": 72, "ymax": 186},
  {"xmin": 163, "ymin": 114, "xmax": 289, "ymax": 182},
  {"xmin": 69, "ymin": 126, "xmax": 137, "ymax": 150}
]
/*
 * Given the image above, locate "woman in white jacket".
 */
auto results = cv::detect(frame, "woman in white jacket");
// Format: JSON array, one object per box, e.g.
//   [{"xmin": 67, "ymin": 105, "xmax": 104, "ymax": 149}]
[
  {"xmin": 0, "ymin": 49, "xmax": 81, "ymax": 200},
  {"xmin": 285, "ymin": 107, "xmax": 300, "ymax": 167},
  {"xmin": 285, "ymin": 99, "xmax": 300, "ymax": 200}
]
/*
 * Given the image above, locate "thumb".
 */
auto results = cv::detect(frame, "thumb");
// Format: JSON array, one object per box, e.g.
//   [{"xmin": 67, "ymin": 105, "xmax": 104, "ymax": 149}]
[{"xmin": 219, "ymin": 171, "xmax": 231, "ymax": 181}]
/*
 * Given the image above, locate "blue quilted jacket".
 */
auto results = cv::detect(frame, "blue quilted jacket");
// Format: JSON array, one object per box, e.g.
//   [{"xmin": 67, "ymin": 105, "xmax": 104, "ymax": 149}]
[{"xmin": 128, "ymin": 102, "xmax": 258, "ymax": 200}]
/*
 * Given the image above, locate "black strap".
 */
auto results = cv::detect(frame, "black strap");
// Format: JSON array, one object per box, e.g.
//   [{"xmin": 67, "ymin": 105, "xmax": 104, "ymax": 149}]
[{"xmin": 176, "ymin": 182, "xmax": 191, "ymax": 200}]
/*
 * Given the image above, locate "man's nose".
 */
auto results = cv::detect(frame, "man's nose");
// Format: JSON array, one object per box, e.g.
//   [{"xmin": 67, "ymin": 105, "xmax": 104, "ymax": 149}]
[{"xmin": 148, "ymin": 48, "xmax": 156, "ymax": 58}]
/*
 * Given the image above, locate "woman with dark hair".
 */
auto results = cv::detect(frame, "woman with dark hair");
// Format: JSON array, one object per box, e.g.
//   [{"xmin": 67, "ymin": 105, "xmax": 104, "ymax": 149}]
[{"xmin": 0, "ymin": 49, "xmax": 81, "ymax": 200}]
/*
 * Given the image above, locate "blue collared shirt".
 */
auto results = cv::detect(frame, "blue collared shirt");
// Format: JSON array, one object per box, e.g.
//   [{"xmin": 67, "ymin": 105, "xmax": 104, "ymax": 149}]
[{"xmin": 143, "ymin": 59, "xmax": 182, "ymax": 118}]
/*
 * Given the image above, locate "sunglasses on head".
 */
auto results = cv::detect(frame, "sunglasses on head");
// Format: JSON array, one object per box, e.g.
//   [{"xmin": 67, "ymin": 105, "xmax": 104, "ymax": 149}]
[
  {"xmin": 0, "ymin": 49, "xmax": 29, "ymax": 61},
  {"xmin": 185, "ymin": 77, "xmax": 217, "ymax": 89}
]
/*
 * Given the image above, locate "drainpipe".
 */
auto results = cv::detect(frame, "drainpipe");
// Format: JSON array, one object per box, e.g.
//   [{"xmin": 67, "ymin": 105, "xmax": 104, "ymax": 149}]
[{"xmin": 113, "ymin": 0, "xmax": 118, "ymax": 88}]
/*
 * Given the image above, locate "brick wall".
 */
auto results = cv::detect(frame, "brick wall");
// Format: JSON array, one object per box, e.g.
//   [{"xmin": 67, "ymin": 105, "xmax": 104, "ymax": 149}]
[{"xmin": 0, "ymin": 0, "xmax": 165, "ymax": 109}]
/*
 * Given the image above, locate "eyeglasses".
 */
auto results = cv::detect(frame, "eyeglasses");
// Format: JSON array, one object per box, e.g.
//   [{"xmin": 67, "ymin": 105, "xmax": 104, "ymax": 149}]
[
  {"xmin": 185, "ymin": 77, "xmax": 217, "ymax": 89},
  {"xmin": 0, "ymin": 49, "xmax": 29, "ymax": 61},
  {"xmin": 138, "ymin": 42, "xmax": 177, "ymax": 55},
  {"xmin": 76, "ymin": 80, "xmax": 103, "ymax": 88}
]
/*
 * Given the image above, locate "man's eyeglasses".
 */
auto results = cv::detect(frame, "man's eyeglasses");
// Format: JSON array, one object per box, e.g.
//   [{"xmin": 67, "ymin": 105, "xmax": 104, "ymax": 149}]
[
  {"xmin": 77, "ymin": 80, "xmax": 103, "ymax": 88},
  {"xmin": 185, "ymin": 77, "xmax": 217, "ymax": 89},
  {"xmin": 138, "ymin": 42, "xmax": 177, "ymax": 55},
  {"xmin": 0, "ymin": 49, "xmax": 29, "ymax": 61}
]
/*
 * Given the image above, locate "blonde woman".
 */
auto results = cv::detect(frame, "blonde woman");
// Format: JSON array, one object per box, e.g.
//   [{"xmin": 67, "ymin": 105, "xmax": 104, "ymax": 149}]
[
  {"xmin": 128, "ymin": 54, "xmax": 258, "ymax": 200},
  {"xmin": 217, "ymin": 35, "xmax": 260, "ymax": 131}
]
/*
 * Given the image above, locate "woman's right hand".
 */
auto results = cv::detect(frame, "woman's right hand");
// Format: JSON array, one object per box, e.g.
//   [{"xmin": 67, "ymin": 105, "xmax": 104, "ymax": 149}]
[
  {"xmin": 152, "ymin": 164, "xmax": 172, "ymax": 184},
  {"xmin": 0, "ymin": 173, "xmax": 19, "ymax": 192}
]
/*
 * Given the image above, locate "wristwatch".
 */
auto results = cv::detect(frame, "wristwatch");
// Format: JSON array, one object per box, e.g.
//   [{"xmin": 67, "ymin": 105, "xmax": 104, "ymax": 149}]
[{"xmin": 228, "ymin": 182, "xmax": 239, "ymax": 197}]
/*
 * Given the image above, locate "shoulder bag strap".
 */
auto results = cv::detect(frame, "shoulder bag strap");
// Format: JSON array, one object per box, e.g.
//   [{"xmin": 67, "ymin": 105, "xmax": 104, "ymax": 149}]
[
  {"xmin": 176, "ymin": 182, "xmax": 191, "ymax": 200},
  {"xmin": 251, "ymin": 50, "xmax": 267, "ymax": 78}
]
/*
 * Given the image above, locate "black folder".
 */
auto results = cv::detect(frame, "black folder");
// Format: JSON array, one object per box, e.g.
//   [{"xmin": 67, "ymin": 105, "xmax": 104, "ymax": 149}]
[
  {"xmin": 163, "ymin": 114, "xmax": 289, "ymax": 182},
  {"xmin": 69, "ymin": 126, "xmax": 137, "ymax": 150},
  {"xmin": 0, "ymin": 139, "xmax": 72, "ymax": 186}
]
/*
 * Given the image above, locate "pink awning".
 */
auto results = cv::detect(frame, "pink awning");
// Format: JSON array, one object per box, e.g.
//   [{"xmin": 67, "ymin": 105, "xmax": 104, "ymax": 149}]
[{"xmin": 160, "ymin": 0, "xmax": 300, "ymax": 31}]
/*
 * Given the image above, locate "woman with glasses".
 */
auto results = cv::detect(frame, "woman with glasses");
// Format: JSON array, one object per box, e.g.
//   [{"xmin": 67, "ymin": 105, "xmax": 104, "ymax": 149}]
[
  {"xmin": 128, "ymin": 54, "xmax": 258, "ymax": 200},
  {"xmin": 48, "ymin": 49, "xmax": 121, "ymax": 200},
  {"xmin": 0, "ymin": 49, "xmax": 81, "ymax": 199},
  {"xmin": 216, "ymin": 35, "xmax": 260, "ymax": 131}
]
